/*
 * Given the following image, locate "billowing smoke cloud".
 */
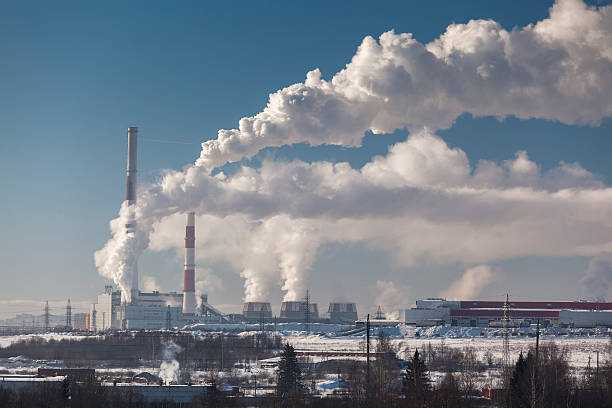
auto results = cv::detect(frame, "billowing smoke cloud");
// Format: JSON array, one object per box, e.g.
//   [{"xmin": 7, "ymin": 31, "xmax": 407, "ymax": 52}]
[
  {"xmin": 440, "ymin": 265, "xmax": 496, "ymax": 300},
  {"xmin": 196, "ymin": 0, "xmax": 612, "ymax": 170},
  {"xmin": 95, "ymin": 202, "xmax": 151, "ymax": 302},
  {"xmin": 95, "ymin": 0, "xmax": 612, "ymax": 303},
  {"xmin": 581, "ymin": 254, "xmax": 612, "ymax": 301},
  {"xmin": 97, "ymin": 130, "xmax": 612, "ymax": 303},
  {"xmin": 159, "ymin": 341, "xmax": 182, "ymax": 385}
]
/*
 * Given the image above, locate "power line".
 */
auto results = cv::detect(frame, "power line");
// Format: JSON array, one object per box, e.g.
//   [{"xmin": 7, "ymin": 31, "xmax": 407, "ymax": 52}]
[{"xmin": 140, "ymin": 137, "xmax": 193, "ymax": 145}]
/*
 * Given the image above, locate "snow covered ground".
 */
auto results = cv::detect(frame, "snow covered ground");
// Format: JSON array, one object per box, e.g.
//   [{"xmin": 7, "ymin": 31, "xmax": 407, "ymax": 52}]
[
  {"xmin": 279, "ymin": 325, "xmax": 610, "ymax": 370},
  {"xmin": 0, "ymin": 332, "xmax": 99, "ymax": 348},
  {"xmin": 0, "ymin": 325, "xmax": 608, "ymax": 372}
]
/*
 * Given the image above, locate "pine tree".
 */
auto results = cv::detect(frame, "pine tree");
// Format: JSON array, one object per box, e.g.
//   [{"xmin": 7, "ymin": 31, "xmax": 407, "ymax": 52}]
[
  {"xmin": 404, "ymin": 349, "xmax": 431, "ymax": 406},
  {"xmin": 509, "ymin": 351, "xmax": 531, "ymax": 408},
  {"xmin": 277, "ymin": 343, "xmax": 303, "ymax": 397}
]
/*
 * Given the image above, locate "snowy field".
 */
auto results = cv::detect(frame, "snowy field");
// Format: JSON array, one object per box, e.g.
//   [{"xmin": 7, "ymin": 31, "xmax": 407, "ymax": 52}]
[
  {"xmin": 0, "ymin": 333, "xmax": 100, "ymax": 349},
  {"xmin": 0, "ymin": 325, "xmax": 609, "ymax": 372},
  {"xmin": 0, "ymin": 325, "xmax": 608, "ymax": 394},
  {"xmin": 285, "ymin": 332, "xmax": 609, "ymax": 369}
]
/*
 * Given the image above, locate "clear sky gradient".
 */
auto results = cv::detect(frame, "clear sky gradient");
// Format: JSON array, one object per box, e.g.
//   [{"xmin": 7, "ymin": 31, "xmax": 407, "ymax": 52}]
[{"xmin": 1, "ymin": 0, "xmax": 610, "ymax": 318}]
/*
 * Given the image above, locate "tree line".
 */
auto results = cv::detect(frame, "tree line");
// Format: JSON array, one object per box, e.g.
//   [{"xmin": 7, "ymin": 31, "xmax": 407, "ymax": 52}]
[{"xmin": 0, "ymin": 331, "xmax": 282, "ymax": 370}]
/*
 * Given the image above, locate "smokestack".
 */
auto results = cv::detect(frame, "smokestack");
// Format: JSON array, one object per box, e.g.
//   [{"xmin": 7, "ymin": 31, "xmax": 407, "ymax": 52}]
[
  {"xmin": 126, "ymin": 127, "xmax": 139, "ymax": 302},
  {"xmin": 183, "ymin": 212, "xmax": 197, "ymax": 315}
]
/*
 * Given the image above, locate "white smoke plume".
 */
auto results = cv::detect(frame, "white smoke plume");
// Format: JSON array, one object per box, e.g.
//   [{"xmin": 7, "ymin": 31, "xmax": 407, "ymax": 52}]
[
  {"xmin": 95, "ymin": 201, "xmax": 151, "ymax": 303},
  {"xmin": 374, "ymin": 281, "xmax": 410, "ymax": 320},
  {"xmin": 159, "ymin": 341, "xmax": 182, "ymax": 385},
  {"xmin": 440, "ymin": 265, "xmax": 496, "ymax": 300},
  {"xmin": 196, "ymin": 0, "xmax": 612, "ymax": 170},
  {"xmin": 142, "ymin": 275, "xmax": 161, "ymax": 292},
  {"xmin": 95, "ymin": 0, "xmax": 612, "ymax": 303},
  {"xmin": 581, "ymin": 254, "xmax": 612, "ymax": 301}
]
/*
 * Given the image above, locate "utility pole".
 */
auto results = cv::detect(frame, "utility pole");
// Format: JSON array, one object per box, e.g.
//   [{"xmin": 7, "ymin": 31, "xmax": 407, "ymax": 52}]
[
  {"xmin": 260, "ymin": 310, "xmax": 264, "ymax": 333},
  {"xmin": 65, "ymin": 299, "xmax": 72, "ymax": 329},
  {"xmin": 366, "ymin": 313, "xmax": 371, "ymax": 397},
  {"xmin": 166, "ymin": 306, "xmax": 172, "ymax": 330},
  {"xmin": 531, "ymin": 320, "xmax": 540, "ymax": 408},
  {"xmin": 44, "ymin": 301, "xmax": 50, "ymax": 331},
  {"xmin": 304, "ymin": 290, "xmax": 310, "ymax": 334}
]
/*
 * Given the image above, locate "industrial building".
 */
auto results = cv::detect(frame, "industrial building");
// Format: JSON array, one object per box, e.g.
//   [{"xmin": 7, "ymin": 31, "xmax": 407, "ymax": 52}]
[
  {"xmin": 88, "ymin": 128, "xmax": 226, "ymax": 331},
  {"xmin": 328, "ymin": 302, "xmax": 358, "ymax": 323},
  {"xmin": 404, "ymin": 298, "xmax": 612, "ymax": 327},
  {"xmin": 72, "ymin": 313, "xmax": 88, "ymax": 331},
  {"xmin": 242, "ymin": 302, "xmax": 272, "ymax": 320},
  {"xmin": 84, "ymin": 128, "xmax": 370, "ymax": 330},
  {"xmin": 280, "ymin": 301, "xmax": 319, "ymax": 321},
  {"xmin": 89, "ymin": 209, "xmax": 226, "ymax": 330}
]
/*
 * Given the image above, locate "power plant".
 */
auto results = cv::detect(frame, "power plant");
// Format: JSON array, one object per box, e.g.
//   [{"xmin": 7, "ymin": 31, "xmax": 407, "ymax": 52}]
[
  {"xmin": 79, "ymin": 128, "xmax": 612, "ymax": 331},
  {"xmin": 88, "ymin": 128, "xmax": 225, "ymax": 330}
]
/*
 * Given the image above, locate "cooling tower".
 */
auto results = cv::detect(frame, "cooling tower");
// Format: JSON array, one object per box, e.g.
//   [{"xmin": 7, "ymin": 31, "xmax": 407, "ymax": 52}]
[
  {"xmin": 328, "ymin": 302, "xmax": 358, "ymax": 323},
  {"xmin": 242, "ymin": 302, "xmax": 273, "ymax": 319},
  {"xmin": 280, "ymin": 301, "xmax": 319, "ymax": 321}
]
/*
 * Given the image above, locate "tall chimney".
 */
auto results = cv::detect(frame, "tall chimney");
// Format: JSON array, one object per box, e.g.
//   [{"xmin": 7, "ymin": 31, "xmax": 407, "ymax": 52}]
[
  {"xmin": 126, "ymin": 127, "xmax": 139, "ymax": 303},
  {"xmin": 183, "ymin": 212, "xmax": 197, "ymax": 315}
]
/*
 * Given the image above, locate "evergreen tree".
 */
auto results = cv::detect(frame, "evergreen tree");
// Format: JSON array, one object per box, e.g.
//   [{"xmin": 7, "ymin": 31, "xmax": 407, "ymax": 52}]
[
  {"xmin": 404, "ymin": 349, "xmax": 431, "ymax": 406},
  {"xmin": 509, "ymin": 352, "xmax": 531, "ymax": 408},
  {"xmin": 433, "ymin": 372, "xmax": 462, "ymax": 408},
  {"xmin": 277, "ymin": 343, "xmax": 303, "ymax": 397}
]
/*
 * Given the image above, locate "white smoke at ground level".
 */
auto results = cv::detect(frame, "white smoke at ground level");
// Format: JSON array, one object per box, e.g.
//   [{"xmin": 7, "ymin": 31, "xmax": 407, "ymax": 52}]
[{"xmin": 159, "ymin": 341, "xmax": 182, "ymax": 385}]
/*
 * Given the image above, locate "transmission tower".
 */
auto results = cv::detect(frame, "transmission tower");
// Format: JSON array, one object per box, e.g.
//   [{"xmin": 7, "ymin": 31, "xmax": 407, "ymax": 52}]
[
  {"xmin": 44, "ymin": 301, "xmax": 50, "ymax": 331},
  {"xmin": 304, "ymin": 290, "xmax": 310, "ymax": 334},
  {"xmin": 366, "ymin": 313, "xmax": 371, "ymax": 402},
  {"xmin": 66, "ymin": 299, "xmax": 72, "ymax": 329},
  {"xmin": 91, "ymin": 304, "xmax": 97, "ymax": 332},
  {"xmin": 375, "ymin": 305, "xmax": 384, "ymax": 320},
  {"xmin": 259, "ymin": 310, "xmax": 265, "ymax": 333},
  {"xmin": 502, "ymin": 294, "xmax": 511, "ymax": 368},
  {"xmin": 166, "ymin": 305, "xmax": 172, "ymax": 330}
]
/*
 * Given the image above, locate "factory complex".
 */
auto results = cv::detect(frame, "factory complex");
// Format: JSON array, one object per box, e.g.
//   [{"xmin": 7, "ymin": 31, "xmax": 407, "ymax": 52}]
[
  {"xmin": 405, "ymin": 298, "xmax": 612, "ymax": 328},
  {"xmin": 81, "ymin": 128, "xmax": 612, "ymax": 332}
]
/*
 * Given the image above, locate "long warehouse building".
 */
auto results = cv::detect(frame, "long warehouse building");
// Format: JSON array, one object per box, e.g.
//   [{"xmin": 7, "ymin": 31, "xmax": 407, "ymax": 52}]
[{"xmin": 405, "ymin": 298, "xmax": 612, "ymax": 328}]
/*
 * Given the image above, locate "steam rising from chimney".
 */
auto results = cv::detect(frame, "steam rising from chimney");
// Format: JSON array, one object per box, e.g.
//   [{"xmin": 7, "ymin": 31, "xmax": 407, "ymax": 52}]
[{"xmin": 95, "ymin": 1, "xmax": 612, "ymax": 304}]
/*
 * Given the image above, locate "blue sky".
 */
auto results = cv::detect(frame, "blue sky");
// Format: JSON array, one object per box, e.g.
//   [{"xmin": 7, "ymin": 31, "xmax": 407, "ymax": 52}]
[{"xmin": 1, "ymin": 0, "xmax": 611, "ymax": 318}]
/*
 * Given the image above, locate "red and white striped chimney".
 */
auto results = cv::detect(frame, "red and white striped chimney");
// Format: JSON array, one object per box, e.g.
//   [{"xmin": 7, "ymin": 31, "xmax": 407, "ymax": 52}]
[{"xmin": 182, "ymin": 212, "xmax": 197, "ymax": 315}]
